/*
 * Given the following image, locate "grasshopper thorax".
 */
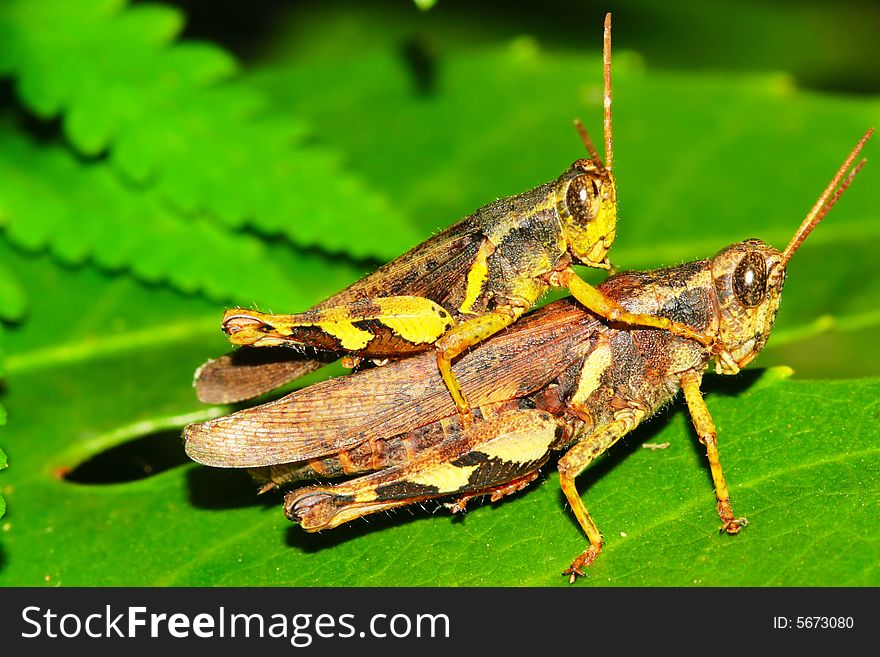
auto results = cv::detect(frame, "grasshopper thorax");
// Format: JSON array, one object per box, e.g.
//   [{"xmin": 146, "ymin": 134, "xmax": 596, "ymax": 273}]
[
  {"xmin": 710, "ymin": 239, "xmax": 785, "ymax": 371},
  {"xmin": 554, "ymin": 159, "xmax": 618, "ymax": 270}
]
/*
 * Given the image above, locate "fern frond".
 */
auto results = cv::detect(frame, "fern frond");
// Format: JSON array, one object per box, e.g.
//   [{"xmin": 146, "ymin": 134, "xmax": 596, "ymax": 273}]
[
  {"xmin": 0, "ymin": 0, "xmax": 421, "ymax": 260},
  {"xmin": 0, "ymin": 263, "xmax": 26, "ymax": 322},
  {"xmin": 0, "ymin": 122, "xmax": 364, "ymax": 310}
]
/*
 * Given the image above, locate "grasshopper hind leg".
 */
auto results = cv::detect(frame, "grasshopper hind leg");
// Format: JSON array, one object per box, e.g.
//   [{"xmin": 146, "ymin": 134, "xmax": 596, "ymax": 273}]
[{"xmin": 285, "ymin": 409, "xmax": 564, "ymax": 533}]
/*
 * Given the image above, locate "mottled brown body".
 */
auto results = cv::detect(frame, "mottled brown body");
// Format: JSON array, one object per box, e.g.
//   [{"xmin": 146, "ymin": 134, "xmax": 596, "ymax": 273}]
[
  {"xmin": 242, "ymin": 259, "xmax": 722, "ymax": 489},
  {"xmin": 192, "ymin": 179, "xmax": 577, "ymax": 403},
  {"xmin": 185, "ymin": 128, "xmax": 871, "ymax": 581},
  {"xmin": 201, "ymin": 169, "xmax": 611, "ymax": 395}
]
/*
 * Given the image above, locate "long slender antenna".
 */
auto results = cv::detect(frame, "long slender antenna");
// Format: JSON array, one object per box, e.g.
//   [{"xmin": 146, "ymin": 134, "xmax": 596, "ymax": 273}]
[
  {"xmin": 778, "ymin": 127, "xmax": 874, "ymax": 267},
  {"xmin": 573, "ymin": 118, "xmax": 604, "ymax": 168},
  {"xmin": 603, "ymin": 12, "xmax": 613, "ymax": 171}
]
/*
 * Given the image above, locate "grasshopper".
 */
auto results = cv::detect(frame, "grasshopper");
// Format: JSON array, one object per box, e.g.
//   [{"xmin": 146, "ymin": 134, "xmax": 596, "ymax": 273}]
[
  {"xmin": 195, "ymin": 14, "xmax": 733, "ymax": 423},
  {"xmin": 185, "ymin": 130, "xmax": 872, "ymax": 581}
]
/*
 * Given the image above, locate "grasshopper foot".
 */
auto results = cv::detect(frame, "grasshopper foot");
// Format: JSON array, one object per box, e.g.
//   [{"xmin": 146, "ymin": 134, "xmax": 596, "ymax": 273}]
[
  {"xmin": 445, "ymin": 499, "xmax": 468, "ymax": 515},
  {"xmin": 563, "ymin": 545, "xmax": 601, "ymax": 584},
  {"xmin": 720, "ymin": 516, "xmax": 748, "ymax": 535},
  {"xmin": 718, "ymin": 501, "xmax": 748, "ymax": 534}
]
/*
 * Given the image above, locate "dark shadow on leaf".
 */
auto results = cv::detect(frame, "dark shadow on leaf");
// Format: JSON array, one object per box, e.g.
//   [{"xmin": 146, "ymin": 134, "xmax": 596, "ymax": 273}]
[
  {"xmin": 701, "ymin": 368, "xmax": 765, "ymax": 398},
  {"xmin": 186, "ymin": 466, "xmax": 278, "ymax": 511},
  {"xmin": 64, "ymin": 429, "xmax": 191, "ymax": 484},
  {"xmin": 285, "ymin": 496, "xmax": 458, "ymax": 554}
]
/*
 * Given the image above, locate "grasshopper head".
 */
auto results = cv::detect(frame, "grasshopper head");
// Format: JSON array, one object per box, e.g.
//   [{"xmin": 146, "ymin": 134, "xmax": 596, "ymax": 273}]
[
  {"xmin": 555, "ymin": 159, "xmax": 618, "ymax": 269},
  {"xmin": 557, "ymin": 14, "xmax": 619, "ymax": 270},
  {"xmin": 710, "ymin": 128, "xmax": 872, "ymax": 374},
  {"xmin": 710, "ymin": 240, "xmax": 785, "ymax": 371}
]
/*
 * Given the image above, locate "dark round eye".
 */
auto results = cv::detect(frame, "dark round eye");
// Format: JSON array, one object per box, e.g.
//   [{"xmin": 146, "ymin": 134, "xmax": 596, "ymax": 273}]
[
  {"xmin": 565, "ymin": 175, "xmax": 600, "ymax": 223},
  {"xmin": 733, "ymin": 252, "xmax": 767, "ymax": 308}
]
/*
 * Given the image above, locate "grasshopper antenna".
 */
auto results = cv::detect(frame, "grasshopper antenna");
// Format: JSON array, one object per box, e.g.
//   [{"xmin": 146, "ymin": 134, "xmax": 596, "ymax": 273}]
[
  {"xmin": 777, "ymin": 127, "xmax": 873, "ymax": 270},
  {"xmin": 573, "ymin": 118, "xmax": 604, "ymax": 168},
  {"xmin": 571, "ymin": 14, "xmax": 614, "ymax": 172},
  {"xmin": 603, "ymin": 12, "xmax": 613, "ymax": 171}
]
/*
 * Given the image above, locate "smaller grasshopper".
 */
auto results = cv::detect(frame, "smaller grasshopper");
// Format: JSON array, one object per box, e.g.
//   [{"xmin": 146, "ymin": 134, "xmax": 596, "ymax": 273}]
[
  {"xmin": 185, "ymin": 129, "xmax": 872, "ymax": 581},
  {"xmin": 195, "ymin": 14, "xmax": 733, "ymax": 424}
]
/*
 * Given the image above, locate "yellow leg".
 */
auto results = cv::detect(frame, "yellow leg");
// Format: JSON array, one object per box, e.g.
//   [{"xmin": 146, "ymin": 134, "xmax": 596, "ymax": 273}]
[
  {"xmin": 222, "ymin": 296, "xmax": 454, "ymax": 351},
  {"xmin": 435, "ymin": 310, "xmax": 523, "ymax": 426},
  {"xmin": 680, "ymin": 370, "xmax": 747, "ymax": 533},
  {"xmin": 557, "ymin": 403, "xmax": 646, "ymax": 582},
  {"xmin": 560, "ymin": 269, "xmax": 738, "ymax": 372}
]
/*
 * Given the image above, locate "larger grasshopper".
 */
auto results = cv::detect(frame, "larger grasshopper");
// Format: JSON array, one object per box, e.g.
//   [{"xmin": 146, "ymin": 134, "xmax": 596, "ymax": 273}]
[
  {"xmin": 185, "ymin": 130, "xmax": 872, "ymax": 581},
  {"xmin": 195, "ymin": 14, "xmax": 732, "ymax": 423}
]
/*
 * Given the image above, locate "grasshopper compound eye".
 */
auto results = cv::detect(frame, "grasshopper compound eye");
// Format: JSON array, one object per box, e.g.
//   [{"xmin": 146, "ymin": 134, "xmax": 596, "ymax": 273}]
[
  {"xmin": 732, "ymin": 251, "xmax": 768, "ymax": 308},
  {"xmin": 565, "ymin": 175, "xmax": 601, "ymax": 224}
]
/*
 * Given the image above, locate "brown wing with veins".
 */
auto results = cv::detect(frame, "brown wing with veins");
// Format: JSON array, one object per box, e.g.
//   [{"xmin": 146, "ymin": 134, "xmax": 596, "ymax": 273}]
[{"xmin": 184, "ymin": 298, "xmax": 600, "ymax": 467}]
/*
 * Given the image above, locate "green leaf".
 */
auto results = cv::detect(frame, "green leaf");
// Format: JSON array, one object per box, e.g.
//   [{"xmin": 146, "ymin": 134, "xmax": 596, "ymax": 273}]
[
  {"xmin": 0, "ymin": 269, "xmax": 9, "ymax": 520},
  {"xmin": 1, "ymin": 255, "xmax": 878, "ymax": 586},
  {"xmin": 0, "ymin": 407, "xmax": 6, "ymax": 518},
  {"xmin": 0, "ymin": 0, "xmax": 420, "ymax": 260},
  {"xmin": 1, "ymin": 6, "xmax": 879, "ymax": 587},
  {"xmin": 0, "ymin": 446, "xmax": 6, "ymax": 520},
  {"xmin": 0, "ymin": 238, "xmax": 877, "ymax": 586},
  {"xmin": 0, "ymin": 262, "xmax": 26, "ymax": 322},
  {"xmin": 0, "ymin": 121, "xmax": 363, "ymax": 309},
  {"xmin": 0, "ymin": 336, "xmax": 5, "ymax": 520}
]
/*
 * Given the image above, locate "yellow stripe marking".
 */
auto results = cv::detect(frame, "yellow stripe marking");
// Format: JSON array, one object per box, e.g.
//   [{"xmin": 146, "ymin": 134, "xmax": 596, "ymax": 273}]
[
  {"xmin": 570, "ymin": 339, "xmax": 612, "ymax": 408},
  {"xmin": 320, "ymin": 320, "xmax": 374, "ymax": 351},
  {"xmin": 377, "ymin": 298, "xmax": 454, "ymax": 345},
  {"xmin": 410, "ymin": 463, "xmax": 479, "ymax": 493},
  {"xmin": 479, "ymin": 425, "xmax": 556, "ymax": 465},
  {"xmin": 458, "ymin": 239, "xmax": 494, "ymax": 315}
]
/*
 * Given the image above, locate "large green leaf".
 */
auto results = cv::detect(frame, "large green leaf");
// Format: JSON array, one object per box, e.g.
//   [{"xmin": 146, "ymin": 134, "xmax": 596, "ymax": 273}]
[
  {"xmin": 0, "ymin": 5, "xmax": 878, "ymax": 587},
  {"xmin": 0, "ymin": 443, "xmax": 6, "ymax": 521},
  {"xmin": 0, "ymin": 447, "xmax": 6, "ymax": 520},
  {"xmin": 0, "ymin": 238, "xmax": 877, "ymax": 586}
]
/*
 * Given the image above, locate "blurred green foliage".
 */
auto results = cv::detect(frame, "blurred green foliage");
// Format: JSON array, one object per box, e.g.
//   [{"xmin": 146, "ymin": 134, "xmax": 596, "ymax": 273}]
[
  {"xmin": 0, "ymin": 446, "xmax": 5, "ymax": 520},
  {"xmin": 0, "ymin": 0, "xmax": 877, "ymax": 586}
]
